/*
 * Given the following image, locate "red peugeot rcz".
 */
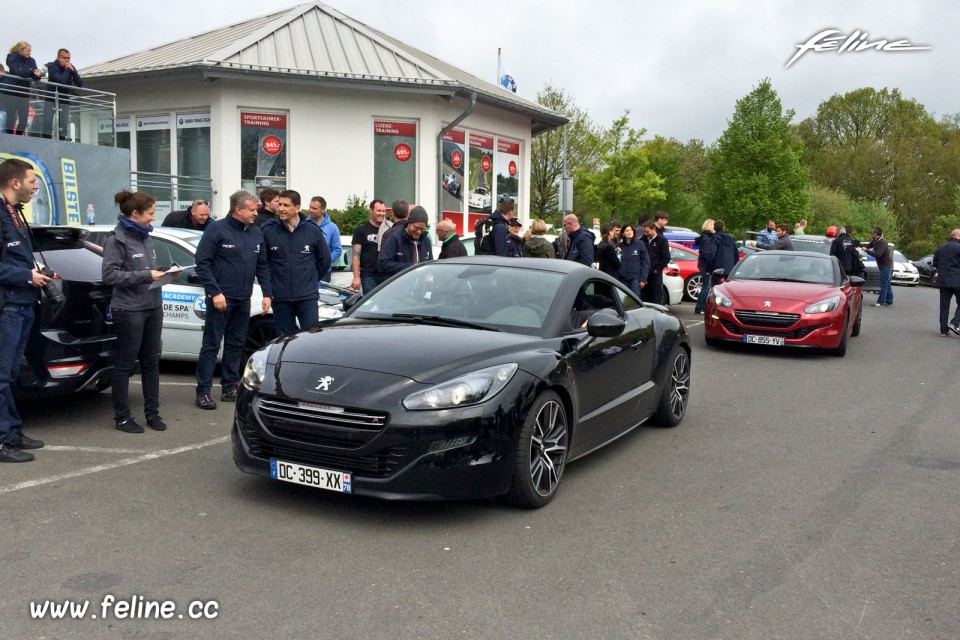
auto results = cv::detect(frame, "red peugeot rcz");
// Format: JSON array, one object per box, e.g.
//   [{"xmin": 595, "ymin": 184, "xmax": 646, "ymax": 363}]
[{"xmin": 704, "ymin": 250, "xmax": 864, "ymax": 357}]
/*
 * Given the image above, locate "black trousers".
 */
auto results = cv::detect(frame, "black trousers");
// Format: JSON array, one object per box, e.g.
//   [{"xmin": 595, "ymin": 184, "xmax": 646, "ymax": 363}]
[
  {"xmin": 642, "ymin": 270, "xmax": 664, "ymax": 304},
  {"xmin": 111, "ymin": 306, "xmax": 163, "ymax": 422},
  {"xmin": 938, "ymin": 287, "xmax": 960, "ymax": 333}
]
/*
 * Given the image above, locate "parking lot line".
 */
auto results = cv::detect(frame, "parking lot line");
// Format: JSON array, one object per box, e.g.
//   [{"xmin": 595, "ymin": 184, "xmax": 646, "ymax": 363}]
[
  {"xmin": 0, "ymin": 436, "xmax": 229, "ymax": 495},
  {"xmin": 159, "ymin": 381, "xmax": 198, "ymax": 386},
  {"xmin": 43, "ymin": 446, "xmax": 148, "ymax": 454}
]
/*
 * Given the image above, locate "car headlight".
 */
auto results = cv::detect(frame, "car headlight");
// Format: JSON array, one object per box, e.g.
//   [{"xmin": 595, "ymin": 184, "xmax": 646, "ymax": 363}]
[
  {"xmin": 804, "ymin": 296, "xmax": 840, "ymax": 314},
  {"xmin": 402, "ymin": 363, "xmax": 518, "ymax": 411},
  {"xmin": 242, "ymin": 348, "xmax": 269, "ymax": 390},
  {"xmin": 317, "ymin": 305, "xmax": 343, "ymax": 320},
  {"xmin": 713, "ymin": 290, "xmax": 733, "ymax": 308}
]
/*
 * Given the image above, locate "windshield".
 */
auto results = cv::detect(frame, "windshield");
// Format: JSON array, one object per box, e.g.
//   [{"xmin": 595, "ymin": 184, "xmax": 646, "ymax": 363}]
[
  {"xmin": 353, "ymin": 262, "xmax": 565, "ymax": 335},
  {"xmin": 893, "ymin": 250, "xmax": 909, "ymax": 263},
  {"xmin": 730, "ymin": 253, "xmax": 837, "ymax": 285}
]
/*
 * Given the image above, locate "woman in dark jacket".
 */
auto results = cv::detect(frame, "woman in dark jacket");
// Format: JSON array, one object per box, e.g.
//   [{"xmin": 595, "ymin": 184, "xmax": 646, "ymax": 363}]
[
  {"xmin": 597, "ymin": 223, "xmax": 621, "ymax": 278},
  {"xmin": 617, "ymin": 224, "xmax": 649, "ymax": 296},
  {"xmin": 4, "ymin": 41, "xmax": 41, "ymax": 135},
  {"xmin": 694, "ymin": 219, "xmax": 716, "ymax": 314},
  {"xmin": 101, "ymin": 191, "xmax": 166, "ymax": 433}
]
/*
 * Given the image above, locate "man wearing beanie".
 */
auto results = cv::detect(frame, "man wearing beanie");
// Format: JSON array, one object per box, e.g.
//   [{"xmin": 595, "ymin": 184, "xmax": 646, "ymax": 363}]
[{"xmin": 378, "ymin": 205, "xmax": 434, "ymax": 278}]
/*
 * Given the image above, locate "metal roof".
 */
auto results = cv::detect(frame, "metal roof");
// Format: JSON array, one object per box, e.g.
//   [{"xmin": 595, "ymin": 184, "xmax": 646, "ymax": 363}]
[{"xmin": 81, "ymin": 2, "xmax": 566, "ymax": 132}]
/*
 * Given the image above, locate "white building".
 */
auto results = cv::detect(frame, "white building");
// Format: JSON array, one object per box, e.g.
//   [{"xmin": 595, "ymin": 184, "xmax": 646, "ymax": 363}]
[{"xmin": 82, "ymin": 2, "xmax": 565, "ymax": 234}]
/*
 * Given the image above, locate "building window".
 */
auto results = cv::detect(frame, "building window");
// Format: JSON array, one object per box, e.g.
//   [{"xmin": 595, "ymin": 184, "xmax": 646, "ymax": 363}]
[
  {"xmin": 496, "ymin": 137, "xmax": 521, "ymax": 213},
  {"xmin": 240, "ymin": 111, "xmax": 287, "ymax": 195},
  {"xmin": 135, "ymin": 114, "xmax": 173, "ymax": 214},
  {"xmin": 177, "ymin": 112, "xmax": 212, "ymax": 208},
  {"xmin": 373, "ymin": 120, "xmax": 417, "ymax": 205}
]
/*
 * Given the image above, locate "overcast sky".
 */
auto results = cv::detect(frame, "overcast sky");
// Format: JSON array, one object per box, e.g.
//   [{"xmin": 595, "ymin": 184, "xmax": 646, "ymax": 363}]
[{"xmin": 13, "ymin": 0, "xmax": 958, "ymax": 143}]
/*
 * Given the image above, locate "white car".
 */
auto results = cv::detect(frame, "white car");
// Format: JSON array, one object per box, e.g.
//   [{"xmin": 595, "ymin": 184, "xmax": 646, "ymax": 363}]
[
  {"xmin": 84, "ymin": 225, "xmax": 352, "ymax": 361},
  {"xmin": 468, "ymin": 187, "xmax": 492, "ymax": 210},
  {"xmin": 860, "ymin": 248, "xmax": 920, "ymax": 287}
]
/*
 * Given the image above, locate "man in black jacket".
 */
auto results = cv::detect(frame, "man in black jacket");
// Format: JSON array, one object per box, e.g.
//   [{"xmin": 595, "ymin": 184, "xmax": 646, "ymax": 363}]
[
  {"xmin": 933, "ymin": 229, "xmax": 960, "ymax": 336},
  {"xmin": 641, "ymin": 220, "xmax": 669, "ymax": 303},
  {"xmin": 0, "ymin": 159, "xmax": 51, "ymax": 462},
  {"xmin": 865, "ymin": 227, "xmax": 893, "ymax": 307},
  {"xmin": 758, "ymin": 224, "xmax": 794, "ymax": 251},
  {"xmin": 828, "ymin": 226, "xmax": 863, "ymax": 277},
  {"xmin": 562, "ymin": 214, "xmax": 595, "ymax": 266},
  {"xmin": 194, "ymin": 190, "xmax": 273, "ymax": 409},
  {"xmin": 378, "ymin": 206, "xmax": 433, "ymax": 278},
  {"xmin": 262, "ymin": 190, "xmax": 330, "ymax": 337},
  {"xmin": 161, "ymin": 199, "xmax": 211, "ymax": 231},
  {"xmin": 437, "ymin": 219, "xmax": 467, "ymax": 259},
  {"xmin": 42, "ymin": 49, "xmax": 83, "ymax": 140},
  {"xmin": 474, "ymin": 199, "xmax": 513, "ymax": 256},
  {"xmin": 254, "ymin": 188, "xmax": 280, "ymax": 227},
  {"xmin": 710, "ymin": 219, "xmax": 739, "ymax": 278}
]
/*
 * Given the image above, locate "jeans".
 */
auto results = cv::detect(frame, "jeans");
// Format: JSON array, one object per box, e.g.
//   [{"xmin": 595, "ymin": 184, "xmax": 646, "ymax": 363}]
[
  {"xmin": 272, "ymin": 297, "xmax": 319, "ymax": 337},
  {"xmin": 41, "ymin": 99, "xmax": 73, "ymax": 140},
  {"xmin": 196, "ymin": 297, "xmax": 251, "ymax": 396},
  {"xmin": 695, "ymin": 272, "xmax": 712, "ymax": 313},
  {"xmin": 621, "ymin": 278, "xmax": 641, "ymax": 297},
  {"xmin": 877, "ymin": 266, "xmax": 894, "ymax": 305},
  {"xmin": 361, "ymin": 274, "xmax": 383, "ymax": 295},
  {"xmin": 938, "ymin": 287, "xmax": 960, "ymax": 333},
  {"xmin": 0, "ymin": 304, "xmax": 34, "ymax": 443},
  {"xmin": 111, "ymin": 306, "xmax": 163, "ymax": 422}
]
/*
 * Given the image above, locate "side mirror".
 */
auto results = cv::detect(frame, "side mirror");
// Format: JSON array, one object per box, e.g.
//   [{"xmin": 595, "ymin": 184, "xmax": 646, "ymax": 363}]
[
  {"xmin": 712, "ymin": 268, "xmax": 727, "ymax": 281},
  {"xmin": 187, "ymin": 273, "xmax": 202, "ymax": 284},
  {"xmin": 342, "ymin": 293, "xmax": 363, "ymax": 312},
  {"xmin": 848, "ymin": 276, "xmax": 865, "ymax": 287},
  {"xmin": 586, "ymin": 312, "xmax": 625, "ymax": 338}
]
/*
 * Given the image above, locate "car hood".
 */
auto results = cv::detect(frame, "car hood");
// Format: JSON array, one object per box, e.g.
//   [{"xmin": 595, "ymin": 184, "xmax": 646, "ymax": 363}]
[
  {"xmin": 274, "ymin": 319, "xmax": 541, "ymax": 384},
  {"xmin": 720, "ymin": 280, "xmax": 839, "ymax": 306}
]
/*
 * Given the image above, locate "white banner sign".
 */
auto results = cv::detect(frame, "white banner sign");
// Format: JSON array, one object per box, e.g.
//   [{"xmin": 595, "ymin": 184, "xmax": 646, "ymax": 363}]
[
  {"xmin": 177, "ymin": 113, "xmax": 211, "ymax": 129},
  {"xmin": 136, "ymin": 115, "xmax": 171, "ymax": 131}
]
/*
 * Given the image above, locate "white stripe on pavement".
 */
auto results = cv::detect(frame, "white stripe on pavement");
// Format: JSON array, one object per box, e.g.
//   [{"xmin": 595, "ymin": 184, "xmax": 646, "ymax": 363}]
[
  {"xmin": 43, "ymin": 446, "xmax": 147, "ymax": 454},
  {"xmin": 0, "ymin": 436, "xmax": 230, "ymax": 495}
]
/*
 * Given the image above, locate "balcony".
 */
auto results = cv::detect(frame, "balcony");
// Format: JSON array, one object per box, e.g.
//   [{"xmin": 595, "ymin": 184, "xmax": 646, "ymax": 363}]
[{"xmin": 0, "ymin": 80, "xmax": 119, "ymax": 146}]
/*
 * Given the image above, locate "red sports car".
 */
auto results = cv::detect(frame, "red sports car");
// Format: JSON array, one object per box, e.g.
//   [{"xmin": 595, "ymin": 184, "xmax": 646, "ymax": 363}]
[
  {"xmin": 704, "ymin": 250, "xmax": 864, "ymax": 357},
  {"xmin": 668, "ymin": 242, "xmax": 701, "ymax": 302}
]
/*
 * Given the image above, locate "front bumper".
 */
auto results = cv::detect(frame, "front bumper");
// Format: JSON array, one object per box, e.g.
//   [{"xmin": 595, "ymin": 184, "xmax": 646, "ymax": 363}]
[
  {"xmin": 232, "ymin": 374, "xmax": 539, "ymax": 501},
  {"xmin": 704, "ymin": 306, "xmax": 847, "ymax": 349}
]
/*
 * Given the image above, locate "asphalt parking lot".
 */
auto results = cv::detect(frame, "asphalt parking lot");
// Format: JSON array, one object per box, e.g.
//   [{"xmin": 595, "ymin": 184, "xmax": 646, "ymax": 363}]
[{"xmin": 3, "ymin": 284, "xmax": 958, "ymax": 640}]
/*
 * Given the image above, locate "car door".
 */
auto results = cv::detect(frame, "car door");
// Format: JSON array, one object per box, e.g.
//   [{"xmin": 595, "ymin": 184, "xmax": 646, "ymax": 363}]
[
  {"xmin": 153, "ymin": 237, "xmax": 207, "ymax": 358},
  {"xmin": 566, "ymin": 280, "xmax": 653, "ymax": 451}
]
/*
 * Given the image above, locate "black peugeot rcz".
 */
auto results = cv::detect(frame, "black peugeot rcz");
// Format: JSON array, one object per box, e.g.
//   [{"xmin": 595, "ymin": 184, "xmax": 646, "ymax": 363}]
[{"xmin": 233, "ymin": 257, "xmax": 691, "ymax": 508}]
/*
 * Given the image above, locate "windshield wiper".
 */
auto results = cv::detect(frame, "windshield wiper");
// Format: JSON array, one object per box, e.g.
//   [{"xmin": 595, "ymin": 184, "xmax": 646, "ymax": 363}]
[{"xmin": 390, "ymin": 313, "xmax": 501, "ymax": 332}]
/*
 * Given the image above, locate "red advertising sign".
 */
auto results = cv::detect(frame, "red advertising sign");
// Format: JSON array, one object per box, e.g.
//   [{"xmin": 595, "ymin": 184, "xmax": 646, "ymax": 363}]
[
  {"xmin": 509, "ymin": 160, "xmax": 518, "ymax": 177},
  {"xmin": 451, "ymin": 149, "xmax": 463, "ymax": 169},
  {"xmin": 469, "ymin": 134, "xmax": 494, "ymax": 150},
  {"xmin": 375, "ymin": 121, "xmax": 417, "ymax": 137},
  {"xmin": 498, "ymin": 139, "xmax": 521, "ymax": 155},
  {"xmin": 394, "ymin": 143, "xmax": 412, "ymax": 162},
  {"xmin": 481, "ymin": 156, "xmax": 491, "ymax": 173},
  {"xmin": 443, "ymin": 129, "xmax": 465, "ymax": 144},
  {"xmin": 242, "ymin": 112, "xmax": 287, "ymax": 128},
  {"xmin": 262, "ymin": 135, "xmax": 283, "ymax": 155}
]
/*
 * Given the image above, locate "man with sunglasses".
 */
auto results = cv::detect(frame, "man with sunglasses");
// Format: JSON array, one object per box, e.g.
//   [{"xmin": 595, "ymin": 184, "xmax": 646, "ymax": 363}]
[{"xmin": 378, "ymin": 206, "xmax": 433, "ymax": 278}]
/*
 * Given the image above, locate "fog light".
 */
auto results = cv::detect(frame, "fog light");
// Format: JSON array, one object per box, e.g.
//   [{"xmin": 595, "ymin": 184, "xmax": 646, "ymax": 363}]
[
  {"xmin": 47, "ymin": 364, "xmax": 88, "ymax": 378},
  {"xmin": 427, "ymin": 436, "xmax": 477, "ymax": 453}
]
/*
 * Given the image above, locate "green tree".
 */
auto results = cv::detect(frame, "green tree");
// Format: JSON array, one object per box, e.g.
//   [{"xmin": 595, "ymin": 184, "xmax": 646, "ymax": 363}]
[
  {"xmin": 573, "ymin": 113, "xmax": 665, "ymax": 224},
  {"xmin": 530, "ymin": 83, "xmax": 605, "ymax": 224},
  {"xmin": 642, "ymin": 136, "xmax": 709, "ymax": 229},
  {"xmin": 328, "ymin": 194, "xmax": 370, "ymax": 234},
  {"xmin": 703, "ymin": 79, "xmax": 809, "ymax": 232}
]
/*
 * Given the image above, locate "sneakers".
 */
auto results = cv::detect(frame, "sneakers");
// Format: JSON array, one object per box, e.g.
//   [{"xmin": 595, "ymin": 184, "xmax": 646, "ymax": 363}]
[
  {"xmin": 221, "ymin": 385, "xmax": 238, "ymax": 403},
  {"xmin": 0, "ymin": 442, "xmax": 34, "ymax": 463},
  {"xmin": 873, "ymin": 303, "xmax": 884, "ymax": 307},
  {"xmin": 196, "ymin": 394, "xmax": 217, "ymax": 410},
  {"xmin": 11, "ymin": 432, "xmax": 44, "ymax": 449},
  {"xmin": 941, "ymin": 332, "xmax": 950, "ymax": 337},
  {"xmin": 116, "ymin": 418, "xmax": 145, "ymax": 434},
  {"xmin": 950, "ymin": 324, "xmax": 960, "ymax": 336},
  {"xmin": 146, "ymin": 416, "xmax": 167, "ymax": 431}
]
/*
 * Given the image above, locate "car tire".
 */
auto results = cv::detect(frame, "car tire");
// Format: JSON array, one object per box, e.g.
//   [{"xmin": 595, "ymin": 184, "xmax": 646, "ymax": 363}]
[
  {"xmin": 851, "ymin": 302, "xmax": 862, "ymax": 337},
  {"xmin": 662, "ymin": 285, "xmax": 671, "ymax": 305},
  {"xmin": 831, "ymin": 314, "xmax": 849, "ymax": 357},
  {"xmin": 506, "ymin": 390, "xmax": 568, "ymax": 509},
  {"xmin": 244, "ymin": 317, "xmax": 277, "ymax": 362},
  {"xmin": 652, "ymin": 348, "xmax": 690, "ymax": 428},
  {"xmin": 683, "ymin": 274, "xmax": 701, "ymax": 302}
]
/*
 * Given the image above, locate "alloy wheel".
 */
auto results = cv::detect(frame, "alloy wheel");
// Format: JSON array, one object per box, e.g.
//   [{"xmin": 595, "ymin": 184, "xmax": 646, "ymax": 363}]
[{"xmin": 529, "ymin": 400, "xmax": 567, "ymax": 497}]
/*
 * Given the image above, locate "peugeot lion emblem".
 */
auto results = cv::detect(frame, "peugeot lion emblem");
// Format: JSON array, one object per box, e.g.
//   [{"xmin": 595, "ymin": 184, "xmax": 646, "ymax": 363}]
[
  {"xmin": 315, "ymin": 376, "xmax": 335, "ymax": 391},
  {"xmin": 763, "ymin": 301, "xmax": 772, "ymax": 307}
]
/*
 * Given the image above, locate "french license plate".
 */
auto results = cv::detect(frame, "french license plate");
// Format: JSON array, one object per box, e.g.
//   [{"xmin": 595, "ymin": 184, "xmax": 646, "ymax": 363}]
[
  {"xmin": 743, "ymin": 334, "xmax": 785, "ymax": 346},
  {"xmin": 270, "ymin": 459, "xmax": 352, "ymax": 493}
]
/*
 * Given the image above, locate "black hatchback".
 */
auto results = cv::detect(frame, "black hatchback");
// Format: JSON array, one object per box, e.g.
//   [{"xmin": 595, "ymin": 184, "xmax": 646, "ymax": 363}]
[{"xmin": 14, "ymin": 227, "xmax": 115, "ymax": 399}]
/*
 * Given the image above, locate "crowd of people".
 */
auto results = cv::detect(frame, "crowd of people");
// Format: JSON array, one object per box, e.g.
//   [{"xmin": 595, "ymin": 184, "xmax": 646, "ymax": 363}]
[
  {"xmin": 1, "ymin": 41, "xmax": 84, "ymax": 139},
  {"xmin": 4, "ymin": 157, "xmax": 960, "ymax": 463}
]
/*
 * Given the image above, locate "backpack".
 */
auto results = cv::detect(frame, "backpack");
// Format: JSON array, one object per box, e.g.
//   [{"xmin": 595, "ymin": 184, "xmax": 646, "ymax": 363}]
[{"xmin": 474, "ymin": 216, "xmax": 500, "ymax": 255}]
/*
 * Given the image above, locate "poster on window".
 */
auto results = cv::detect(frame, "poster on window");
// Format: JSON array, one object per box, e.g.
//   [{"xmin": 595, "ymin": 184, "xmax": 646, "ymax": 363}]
[
  {"xmin": 496, "ymin": 138, "xmax": 520, "ymax": 213},
  {"xmin": 373, "ymin": 120, "xmax": 416, "ymax": 206},
  {"xmin": 240, "ymin": 111, "xmax": 287, "ymax": 195},
  {"xmin": 440, "ymin": 128, "xmax": 465, "ymax": 222},
  {"xmin": 468, "ymin": 133, "xmax": 494, "ymax": 214}
]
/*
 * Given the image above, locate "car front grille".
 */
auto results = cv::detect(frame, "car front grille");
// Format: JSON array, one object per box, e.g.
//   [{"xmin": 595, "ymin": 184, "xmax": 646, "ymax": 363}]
[
  {"xmin": 255, "ymin": 397, "xmax": 388, "ymax": 448},
  {"xmin": 239, "ymin": 418, "xmax": 413, "ymax": 478},
  {"xmin": 733, "ymin": 310, "xmax": 801, "ymax": 328},
  {"xmin": 721, "ymin": 319, "xmax": 827, "ymax": 339}
]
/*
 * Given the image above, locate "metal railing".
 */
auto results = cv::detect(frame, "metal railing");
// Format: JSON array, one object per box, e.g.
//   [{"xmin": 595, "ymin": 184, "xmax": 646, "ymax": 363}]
[
  {"xmin": 130, "ymin": 171, "xmax": 213, "ymax": 206},
  {"xmin": 0, "ymin": 80, "xmax": 117, "ymax": 145}
]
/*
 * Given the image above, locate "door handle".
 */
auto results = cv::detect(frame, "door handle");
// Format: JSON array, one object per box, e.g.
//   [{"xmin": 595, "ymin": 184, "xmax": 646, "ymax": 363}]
[{"xmin": 630, "ymin": 340, "xmax": 644, "ymax": 350}]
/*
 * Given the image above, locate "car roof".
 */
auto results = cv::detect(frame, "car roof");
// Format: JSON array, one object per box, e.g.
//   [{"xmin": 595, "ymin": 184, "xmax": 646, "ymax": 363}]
[
  {"xmin": 83, "ymin": 223, "xmax": 204, "ymax": 240},
  {"xmin": 748, "ymin": 249, "xmax": 833, "ymax": 259},
  {"xmin": 425, "ymin": 255, "xmax": 595, "ymax": 275},
  {"xmin": 791, "ymin": 234, "xmax": 833, "ymax": 242}
]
